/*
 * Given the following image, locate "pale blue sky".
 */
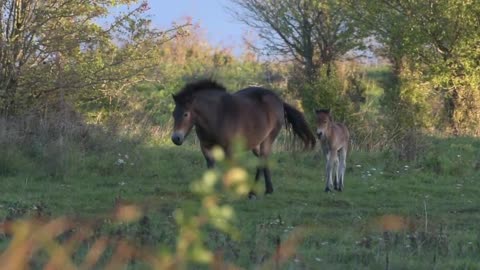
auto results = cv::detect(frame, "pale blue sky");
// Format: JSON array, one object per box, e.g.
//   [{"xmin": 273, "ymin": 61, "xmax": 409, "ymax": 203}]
[{"xmin": 118, "ymin": 0, "xmax": 250, "ymax": 54}]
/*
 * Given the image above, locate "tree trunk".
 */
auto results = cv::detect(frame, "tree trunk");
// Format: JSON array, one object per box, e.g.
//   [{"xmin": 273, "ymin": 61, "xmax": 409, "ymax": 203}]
[
  {"xmin": 1, "ymin": 77, "xmax": 18, "ymax": 117},
  {"xmin": 445, "ymin": 87, "xmax": 459, "ymax": 136},
  {"xmin": 304, "ymin": 57, "xmax": 317, "ymax": 82},
  {"xmin": 326, "ymin": 62, "xmax": 332, "ymax": 78}
]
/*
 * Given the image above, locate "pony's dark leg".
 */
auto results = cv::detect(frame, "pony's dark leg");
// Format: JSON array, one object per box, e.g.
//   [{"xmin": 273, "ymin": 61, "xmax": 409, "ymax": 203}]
[
  {"xmin": 201, "ymin": 144, "xmax": 215, "ymax": 169},
  {"xmin": 253, "ymin": 158, "xmax": 273, "ymax": 194},
  {"xmin": 260, "ymin": 126, "xmax": 281, "ymax": 195},
  {"xmin": 255, "ymin": 168, "xmax": 263, "ymax": 181},
  {"xmin": 263, "ymin": 165, "xmax": 273, "ymax": 194},
  {"xmin": 249, "ymin": 148, "xmax": 263, "ymax": 198},
  {"xmin": 205, "ymin": 156, "xmax": 215, "ymax": 169},
  {"xmin": 249, "ymin": 141, "xmax": 274, "ymax": 196}
]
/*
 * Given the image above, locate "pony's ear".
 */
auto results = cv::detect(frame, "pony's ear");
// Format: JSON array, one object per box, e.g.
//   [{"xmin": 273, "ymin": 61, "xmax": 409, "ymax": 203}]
[
  {"xmin": 172, "ymin": 94, "xmax": 178, "ymax": 102},
  {"xmin": 326, "ymin": 109, "xmax": 333, "ymax": 120}
]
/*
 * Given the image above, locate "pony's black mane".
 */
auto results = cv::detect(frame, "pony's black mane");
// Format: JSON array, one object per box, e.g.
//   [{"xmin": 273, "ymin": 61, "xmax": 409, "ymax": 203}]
[{"xmin": 174, "ymin": 79, "xmax": 227, "ymax": 104}]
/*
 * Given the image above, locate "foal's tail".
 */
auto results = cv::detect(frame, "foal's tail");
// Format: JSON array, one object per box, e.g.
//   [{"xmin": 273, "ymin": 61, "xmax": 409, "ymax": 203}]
[{"xmin": 283, "ymin": 102, "xmax": 316, "ymax": 150}]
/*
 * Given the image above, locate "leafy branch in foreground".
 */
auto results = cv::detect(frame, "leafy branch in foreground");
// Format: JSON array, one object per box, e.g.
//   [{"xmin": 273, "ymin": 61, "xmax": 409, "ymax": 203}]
[{"xmin": 0, "ymin": 147, "xmax": 307, "ymax": 269}]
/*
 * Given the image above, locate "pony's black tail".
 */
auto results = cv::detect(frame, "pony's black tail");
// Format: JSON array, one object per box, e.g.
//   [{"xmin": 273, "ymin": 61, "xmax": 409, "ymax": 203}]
[{"xmin": 283, "ymin": 102, "xmax": 316, "ymax": 150}]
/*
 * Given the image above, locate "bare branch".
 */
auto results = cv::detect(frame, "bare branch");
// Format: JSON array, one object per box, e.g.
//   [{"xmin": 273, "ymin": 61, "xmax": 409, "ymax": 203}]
[{"xmin": 228, "ymin": 0, "xmax": 364, "ymax": 79}]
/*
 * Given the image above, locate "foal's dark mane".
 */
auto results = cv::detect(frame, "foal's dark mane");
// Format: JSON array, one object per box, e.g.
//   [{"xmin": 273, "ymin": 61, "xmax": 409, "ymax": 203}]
[
  {"xmin": 315, "ymin": 108, "xmax": 330, "ymax": 114},
  {"xmin": 316, "ymin": 108, "xmax": 333, "ymax": 121},
  {"xmin": 174, "ymin": 79, "xmax": 227, "ymax": 104}
]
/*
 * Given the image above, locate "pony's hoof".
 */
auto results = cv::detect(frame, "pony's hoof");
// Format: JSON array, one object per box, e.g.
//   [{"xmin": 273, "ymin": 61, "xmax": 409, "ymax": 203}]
[
  {"xmin": 324, "ymin": 187, "xmax": 332, "ymax": 193},
  {"xmin": 265, "ymin": 189, "xmax": 274, "ymax": 195},
  {"xmin": 248, "ymin": 191, "xmax": 257, "ymax": 200}
]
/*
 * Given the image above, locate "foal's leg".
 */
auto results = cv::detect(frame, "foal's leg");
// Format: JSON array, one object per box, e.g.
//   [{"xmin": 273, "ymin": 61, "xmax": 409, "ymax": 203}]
[
  {"xmin": 334, "ymin": 152, "xmax": 340, "ymax": 191},
  {"xmin": 325, "ymin": 150, "xmax": 337, "ymax": 192},
  {"xmin": 338, "ymin": 147, "xmax": 347, "ymax": 191}
]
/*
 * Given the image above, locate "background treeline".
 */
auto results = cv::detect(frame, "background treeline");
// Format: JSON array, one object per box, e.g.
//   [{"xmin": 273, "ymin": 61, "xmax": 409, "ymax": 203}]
[{"xmin": 1, "ymin": 0, "xmax": 479, "ymax": 161}]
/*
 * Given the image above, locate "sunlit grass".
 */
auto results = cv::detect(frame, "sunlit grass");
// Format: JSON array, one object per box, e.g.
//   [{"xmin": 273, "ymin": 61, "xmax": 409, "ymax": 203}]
[{"xmin": 0, "ymin": 136, "xmax": 479, "ymax": 269}]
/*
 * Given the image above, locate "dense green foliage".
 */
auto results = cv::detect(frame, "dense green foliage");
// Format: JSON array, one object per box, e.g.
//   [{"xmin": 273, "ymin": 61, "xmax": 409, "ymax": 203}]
[{"xmin": 346, "ymin": 0, "xmax": 480, "ymax": 137}]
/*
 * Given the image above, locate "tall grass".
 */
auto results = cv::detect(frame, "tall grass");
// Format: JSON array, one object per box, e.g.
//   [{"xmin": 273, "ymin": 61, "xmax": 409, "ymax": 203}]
[{"xmin": 0, "ymin": 109, "xmax": 479, "ymax": 269}]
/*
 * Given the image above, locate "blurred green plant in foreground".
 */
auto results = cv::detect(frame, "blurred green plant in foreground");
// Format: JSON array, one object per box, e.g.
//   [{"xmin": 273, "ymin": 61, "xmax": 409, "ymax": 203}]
[{"xmin": 0, "ymin": 147, "xmax": 307, "ymax": 270}]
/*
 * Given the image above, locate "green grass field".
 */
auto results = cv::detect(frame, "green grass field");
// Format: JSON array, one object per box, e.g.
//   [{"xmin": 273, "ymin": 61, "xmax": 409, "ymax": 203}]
[{"xmin": 1, "ymin": 136, "xmax": 479, "ymax": 269}]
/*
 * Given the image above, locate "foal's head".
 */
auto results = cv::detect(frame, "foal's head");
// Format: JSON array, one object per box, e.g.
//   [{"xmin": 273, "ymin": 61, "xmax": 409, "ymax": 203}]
[
  {"xmin": 171, "ymin": 80, "xmax": 226, "ymax": 145},
  {"xmin": 315, "ymin": 109, "xmax": 332, "ymax": 139}
]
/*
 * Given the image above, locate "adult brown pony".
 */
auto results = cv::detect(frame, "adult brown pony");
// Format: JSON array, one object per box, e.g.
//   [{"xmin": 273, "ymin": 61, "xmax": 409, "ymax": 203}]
[
  {"xmin": 171, "ymin": 79, "xmax": 316, "ymax": 197},
  {"xmin": 315, "ymin": 109, "xmax": 350, "ymax": 192}
]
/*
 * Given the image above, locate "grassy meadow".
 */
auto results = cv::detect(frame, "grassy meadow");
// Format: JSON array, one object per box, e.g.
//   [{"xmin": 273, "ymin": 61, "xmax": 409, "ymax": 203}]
[{"xmin": 0, "ymin": 134, "xmax": 479, "ymax": 269}]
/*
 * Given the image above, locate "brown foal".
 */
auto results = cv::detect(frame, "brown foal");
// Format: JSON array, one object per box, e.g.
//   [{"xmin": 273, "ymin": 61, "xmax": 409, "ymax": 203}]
[{"xmin": 315, "ymin": 109, "xmax": 350, "ymax": 192}]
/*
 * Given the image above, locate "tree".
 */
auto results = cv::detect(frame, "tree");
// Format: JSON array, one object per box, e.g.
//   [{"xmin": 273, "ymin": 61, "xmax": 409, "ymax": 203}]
[
  {"xmin": 348, "ymin": 0, "xmax": 480, "ymax": 135},
  {"xmin": 229, "ymin": 0, "xmax": 364, "ymax": 80},
  {"xmin": 0, "ymin": 0, "xmax": 189, "ymax": 116}
]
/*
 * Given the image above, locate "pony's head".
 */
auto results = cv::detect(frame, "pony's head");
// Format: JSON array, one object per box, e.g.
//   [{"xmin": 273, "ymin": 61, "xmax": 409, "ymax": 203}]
[
  {"xmin": 171, "ymin": 79, "xmax": 227, "ymax": 145},
  {"xmin": 315, "ymin": 108, "xmax": 332, "ymax": 139},
  {"xmin": 171, "ymin": 93, "xmax": 194, "ymax": 145}
]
